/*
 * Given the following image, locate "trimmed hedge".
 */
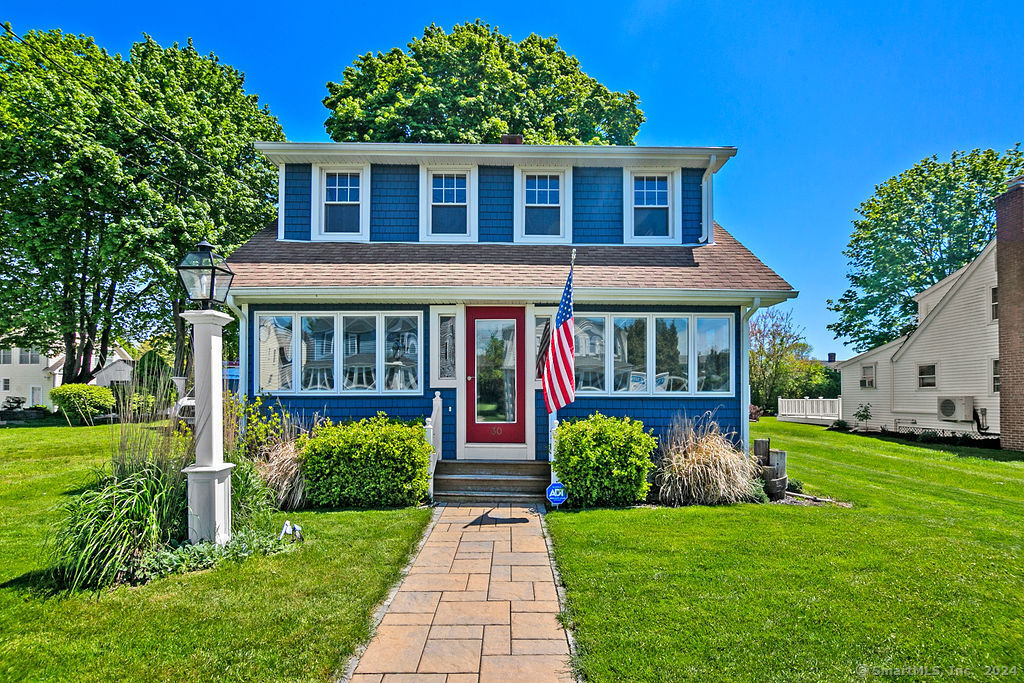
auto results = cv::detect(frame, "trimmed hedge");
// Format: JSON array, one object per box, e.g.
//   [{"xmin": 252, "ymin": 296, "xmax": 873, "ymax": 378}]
[
  {"xmin": 50, "ymin": 384, "xmax": 115, "ymax": 424},
  {"xmin": 300, "ymin": 413, "xmax": 431, "ymax": 508},
  {"xmin": 552, "ymin": 412, "xmax": 657, "ymax": 508}
]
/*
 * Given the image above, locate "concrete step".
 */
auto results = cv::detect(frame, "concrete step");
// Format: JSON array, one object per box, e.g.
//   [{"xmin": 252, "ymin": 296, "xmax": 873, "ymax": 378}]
[
  {"xmin": 433, "ymin": 472, "xmax": 549, "ymax": 494},
  {"xmin": 433, "ymin": 490, "xmax": 549, "ymax": 505}
]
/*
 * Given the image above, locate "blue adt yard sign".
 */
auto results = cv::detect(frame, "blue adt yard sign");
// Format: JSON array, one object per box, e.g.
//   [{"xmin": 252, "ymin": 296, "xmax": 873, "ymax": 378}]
[{"xmin": 546, "ymin": 482, "xmax": 568, "ymax": 507}]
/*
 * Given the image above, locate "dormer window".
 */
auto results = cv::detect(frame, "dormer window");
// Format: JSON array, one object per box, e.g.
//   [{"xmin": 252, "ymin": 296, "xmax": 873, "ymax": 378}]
[
  {"xmin": 420, "ymin": 166, "xmax": 478, "ymax": 242},
  {"xmin": 623, "ymin": 169, "xmax": 681, "ymax": 244},
  {"xmin": 313, "ymin": 164, "xmax": 370, "ymax": 241},
  {"xmin": 513, "ymin": 167, "xmax": 572, "ymax": 243}
]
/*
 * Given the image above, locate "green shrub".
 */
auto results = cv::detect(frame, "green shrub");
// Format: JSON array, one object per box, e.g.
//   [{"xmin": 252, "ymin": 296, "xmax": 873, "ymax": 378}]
[
  {"xmin": 51, "ymin": 384, "xmax": 115, "ymax": 424},
  {"xmin": 656, "ymin": 417, "xmax": 761, "ymax": 506},
  {"xmin": 786, "ymin": 478, "xmax": 804, "ymax": 494},
  {"xmin": 138, "ymin": 528, "xmax": 292, "ymax": 582},
  {"xmin": 830, "ymin": 419, "xmax": 850, "ymax": 431},
  {"xmin": 747, "ymin": 478, "xmax": 769, "ymax": 504},
  {"xmin": 552, "ymin": 412, "xmax": 656, "ymax": 508},
  {"xmin": 300, "ymin": 413, "xmax": 432, "ymax": 508}
]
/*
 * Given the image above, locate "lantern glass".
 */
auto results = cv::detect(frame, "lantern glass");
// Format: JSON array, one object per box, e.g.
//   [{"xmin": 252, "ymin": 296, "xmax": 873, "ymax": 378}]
[
  {"xmin": 179, "ymin": 268, "xmax": 212, "ymax": 301},
  {"xmin": 176, "ymin": 240, "xmax": 234, "ymax": 306}
]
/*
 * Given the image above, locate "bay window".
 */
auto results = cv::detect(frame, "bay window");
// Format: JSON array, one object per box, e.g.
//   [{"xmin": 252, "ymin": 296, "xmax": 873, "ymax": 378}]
[{"xmin": 257, "ymin": 312, "xmax": 422, "ymax": 395}]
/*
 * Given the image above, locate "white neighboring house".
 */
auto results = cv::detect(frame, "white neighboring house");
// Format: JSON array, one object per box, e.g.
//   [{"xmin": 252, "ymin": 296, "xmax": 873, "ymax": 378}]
[
  {"xmin": 0, "ymin": 346, "xmax": 134, "ymax": 409},
  {"xmin": 839, "ymin": 240, "xmax": 1000, "ymax": 434}
]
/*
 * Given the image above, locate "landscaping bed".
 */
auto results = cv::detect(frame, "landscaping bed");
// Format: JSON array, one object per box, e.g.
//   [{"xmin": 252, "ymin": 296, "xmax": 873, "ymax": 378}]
[
  {"xmin": 0, "ymin": 422, "xmax": 431, "ymax": 680},
  {"xmin": 546, "ymin": 418, "xmax": 1024, "ymax": 682}
]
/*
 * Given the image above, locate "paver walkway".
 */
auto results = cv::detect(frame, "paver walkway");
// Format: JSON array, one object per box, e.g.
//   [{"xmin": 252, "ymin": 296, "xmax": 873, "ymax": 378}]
[{"xmin": 350, "ymin": 503, "xmax": 572, "ymax": 683}]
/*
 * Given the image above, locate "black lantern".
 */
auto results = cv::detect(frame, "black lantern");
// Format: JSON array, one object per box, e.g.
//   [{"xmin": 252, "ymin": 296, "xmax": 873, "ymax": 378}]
[{"xmin": 176, "ymin": 240, "xmax": 234, "ymax": 308}]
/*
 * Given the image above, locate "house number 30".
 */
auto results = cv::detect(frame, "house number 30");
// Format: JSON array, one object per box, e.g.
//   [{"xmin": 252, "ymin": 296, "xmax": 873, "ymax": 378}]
[{"xmin": 490, "ymin": 426, "xmax": 503, "ymax": 436}]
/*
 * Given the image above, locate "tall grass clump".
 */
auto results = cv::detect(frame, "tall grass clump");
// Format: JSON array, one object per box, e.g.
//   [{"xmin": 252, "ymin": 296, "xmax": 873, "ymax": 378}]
[{"xmin": 656, "ymin": 415, "xmax": 762, "ymax": 506}]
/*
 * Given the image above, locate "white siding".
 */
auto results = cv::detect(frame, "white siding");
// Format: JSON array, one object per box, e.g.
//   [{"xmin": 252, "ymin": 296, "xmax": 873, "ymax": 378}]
[
  {"xmin": 839, "ymin": 243, "xmax": 1000, "ymax": 433},
  {"xmin": 0, "ymin": 349, "xmax": 55, "ymax": 409}
]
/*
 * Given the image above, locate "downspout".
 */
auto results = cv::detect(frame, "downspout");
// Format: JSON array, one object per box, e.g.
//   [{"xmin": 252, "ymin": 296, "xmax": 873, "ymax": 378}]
[
  {"xmin": 740, "ymin": 297, "xmax": 761, "ymax": 452},
  {"xmin": 224, "ymin": 297, "xmax": 248, "ymax": 403},
  {"xmin": 701, "ymin": 154, "xmax": 717, "ymax": 244}
]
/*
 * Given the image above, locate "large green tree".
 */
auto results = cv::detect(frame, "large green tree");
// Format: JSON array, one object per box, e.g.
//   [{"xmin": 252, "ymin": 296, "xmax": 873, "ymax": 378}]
[
  {"xmin": 0, "ymin": 27, "xmax": 281, "ymax": 382},
  {"xmin": 827, "ymin": 146, "xmax": 1023, "ymax": 352},
  {"xmin": 323, "ymin": 21, "xmax": 644, "ymax": 145}
]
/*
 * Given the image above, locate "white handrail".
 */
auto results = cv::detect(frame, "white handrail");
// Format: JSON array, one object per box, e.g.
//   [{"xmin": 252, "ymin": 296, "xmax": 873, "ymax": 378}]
[
  {"xmin": 777, "ymin": 396, "xmax": 842, "ymax": 420},
  {"xmin": 427, "ymin": 391, "xmax": 443, "ymax": 499}
]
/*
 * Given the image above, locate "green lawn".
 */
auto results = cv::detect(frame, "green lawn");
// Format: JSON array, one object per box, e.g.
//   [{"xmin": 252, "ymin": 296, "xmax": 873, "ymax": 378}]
[
  {"xmin": 0, "ymin": 422, "xmax": 431, "ymax": 682},
  {"xmin": 546, "ymin": 418, "xmax": 1024, "ymax": 682}
]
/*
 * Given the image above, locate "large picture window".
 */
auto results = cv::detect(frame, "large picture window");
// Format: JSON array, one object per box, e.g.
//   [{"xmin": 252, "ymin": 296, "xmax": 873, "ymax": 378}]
[
  {"xmin": 535, "ymin": 312, "xmax": 732, "ymax": 396},
  {"xmin": 257, "ymin": 312, "xmax": 422, "ymax": 395}
]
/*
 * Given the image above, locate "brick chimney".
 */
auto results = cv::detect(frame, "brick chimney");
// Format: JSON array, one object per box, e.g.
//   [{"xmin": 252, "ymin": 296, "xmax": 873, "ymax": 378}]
[
  {"xmin": 827, "ymin": 352, "xmax": 837, "ymax": 363},
  {"xmin": 500, "ymin": 134, "xmax": 523, "ymax": 145},
  {"xmin": 997, "ymin": 175, "xmax": 1024, "ymax": 449}
]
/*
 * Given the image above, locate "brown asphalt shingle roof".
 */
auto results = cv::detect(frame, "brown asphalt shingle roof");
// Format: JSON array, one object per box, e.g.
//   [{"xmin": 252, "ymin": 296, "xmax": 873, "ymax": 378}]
[{"xmin": 227, "ymin": 223, "xmax": 793, "ymax": 293}]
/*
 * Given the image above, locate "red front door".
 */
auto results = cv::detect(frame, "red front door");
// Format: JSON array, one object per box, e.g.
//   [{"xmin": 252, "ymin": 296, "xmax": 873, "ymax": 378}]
[{"xmin": 466, "ymin": 306, "xmax": 526, "ymax": 443}]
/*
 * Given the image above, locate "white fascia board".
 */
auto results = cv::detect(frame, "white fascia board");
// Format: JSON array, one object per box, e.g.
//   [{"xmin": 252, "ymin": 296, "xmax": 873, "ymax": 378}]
[
  {"xmin": 836, "ymin": 336, "xmax": 906, "ymax": 368},
  {"xmin": 229, "ymin": 285, "xmax": 796, "ymax": 307},
  {"xmin": 254, "ymin": 141, "xmax": 737, "ymax": 170}
]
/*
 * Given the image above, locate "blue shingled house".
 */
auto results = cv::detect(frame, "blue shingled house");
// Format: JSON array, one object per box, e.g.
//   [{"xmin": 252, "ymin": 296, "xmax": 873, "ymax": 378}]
[{"xmin": 225, "ymin": 140, "xmax": 795, "ymax": 501}]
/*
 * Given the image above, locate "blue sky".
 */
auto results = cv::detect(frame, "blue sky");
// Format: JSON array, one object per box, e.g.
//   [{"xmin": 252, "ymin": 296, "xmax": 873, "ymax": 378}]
[{"xmin": 7, "ymin": 1, "xmax": 1021, "ymax": 358}]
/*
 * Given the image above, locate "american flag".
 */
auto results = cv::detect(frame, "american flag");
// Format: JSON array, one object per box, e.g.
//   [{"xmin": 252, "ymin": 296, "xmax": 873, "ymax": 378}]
[{"xmin": 542, "ymin": 267, "xmax": 575, "ymax": 413}]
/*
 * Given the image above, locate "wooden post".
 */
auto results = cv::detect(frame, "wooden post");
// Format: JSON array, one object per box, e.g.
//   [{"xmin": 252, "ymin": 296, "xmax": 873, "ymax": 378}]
[{"xmin": 753, "ymin": 438, "xmax": 770, "ymax": 465}]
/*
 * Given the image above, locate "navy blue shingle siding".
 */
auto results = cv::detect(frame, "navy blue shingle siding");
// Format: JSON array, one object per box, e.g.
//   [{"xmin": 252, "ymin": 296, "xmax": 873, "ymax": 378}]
[
  {"xmin": 283, "ymin": 164, "xmax": 312, "ymax": 240},
  {"xmin": 478, "ymin": 166, "xmax": 514, "ymax": 242},
  {"xmin": 680, "ymin": 167, "xmax": 704, "ymax": 244},
  {"xmin": 572, "ymin": 167, "xmax": 623, "ymax": 244},
  {"xmin": 370, "ymin": 164, "xmax": 419, "ymax": 242}
]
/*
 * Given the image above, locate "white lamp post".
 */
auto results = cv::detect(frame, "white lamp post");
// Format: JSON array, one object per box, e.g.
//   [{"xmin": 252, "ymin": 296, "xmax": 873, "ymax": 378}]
[{"xmin": 177, "ymin": 241, "xmax": 235, "ymax": 545}]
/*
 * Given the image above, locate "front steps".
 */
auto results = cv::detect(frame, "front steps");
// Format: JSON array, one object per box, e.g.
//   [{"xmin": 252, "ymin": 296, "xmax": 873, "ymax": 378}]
[{"xmin": 432, "ymin": 460, "xmax": 551, "ymax": 504}]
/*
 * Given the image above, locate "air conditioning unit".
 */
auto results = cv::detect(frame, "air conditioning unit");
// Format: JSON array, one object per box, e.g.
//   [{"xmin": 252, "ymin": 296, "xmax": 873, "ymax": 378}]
[{"xmin": 937, "ymin": 396, "xmax": 974, "ymax": 422}]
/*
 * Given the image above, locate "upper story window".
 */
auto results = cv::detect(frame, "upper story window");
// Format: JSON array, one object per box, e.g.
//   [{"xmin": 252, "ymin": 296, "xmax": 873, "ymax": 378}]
[
  {"xmin": 917, "ymin": 363, "xmax": 937, "ymax": 388},
  {"xmin": 0, "ymin": 349, "xmax": 10, "ymax": 364},
  {"xmin": 313, "ymin": 165, "xmax": 370, "ymax": 242},
  {"xmin": 860, "ymin": 365, "xmax": 875, "ymax": 388},
  {"xmin": 515, "ymin": 168, "xmax": 572, "ymax": 243},
  {"xmin": 19, "ymin": 349, "xmax": 40, "ymax": 364},
  {"xmin": 991, "ymin": 287, "xmax": 998, "ymax": 320},
  {"xmin": 420, "ymin": 167, "xmax": 477, "ymax": 242},
  {"xmin": 623, "ymin": 170, "xmax": 681, "ymax": 244}
]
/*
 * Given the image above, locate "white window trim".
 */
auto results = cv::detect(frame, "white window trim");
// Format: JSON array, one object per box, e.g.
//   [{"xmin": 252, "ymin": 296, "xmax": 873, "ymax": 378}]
[
  {"xmin": 622, "ymin": 168, "xmax": 683, "ymax": 245},
  {"xmin": 531, "ymin": 310, "xmax": 735, "ymax": 397},
  {"xmin": 311, "ymin": 163, "xmax": 371, "ymax": 242},
  {"xmin": 860, "ymin": 364, "xmax": 877, "ymax": 389},
  {"xmin": 419, "ymin": 165, "xmax": 478, "ymax": 242},
  {"xmin": 513, "ymin": 166, "xmax": 573, "ymax": 244},
  {"xmin": 255, "ymin": 310, "xmax": 423, "ymax": 396},
  {"xmin": 430, "ymin": 305, "xmax": 460, "ymax": 388},
  {"xmin": 990, "ymin": 286, "xmax": 999, "ymax": 323},
  {"xmin": 916, "ymin": 362, "xmax": 938, "ymax": 390}
]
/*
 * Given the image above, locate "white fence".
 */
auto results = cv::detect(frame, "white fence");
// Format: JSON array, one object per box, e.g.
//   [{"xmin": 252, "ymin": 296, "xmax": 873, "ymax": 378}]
[{"xmin": 777, "ymin": 396, "xmax": 842, "ymax": 425}]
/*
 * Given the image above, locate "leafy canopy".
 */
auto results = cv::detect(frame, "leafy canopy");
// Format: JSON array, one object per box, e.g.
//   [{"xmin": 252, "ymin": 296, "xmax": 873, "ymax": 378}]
[
  {"xmin": 827, "ymin": 146, "xmax": 1023, "ymax": 352},
  {"xmin": 323, "ymin": 21, "xmax": 644, "ymax": 145}
]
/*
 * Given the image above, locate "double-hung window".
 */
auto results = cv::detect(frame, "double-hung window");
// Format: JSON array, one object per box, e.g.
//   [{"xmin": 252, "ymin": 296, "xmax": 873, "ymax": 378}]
[
  {"xmin": 257, "ymin": 312, "xmax": 422, "ymax": 395},
  {"xmin": 515, "ymin": 168, "xmax": 571, "ymax": 242},
  {"xmin": 533, "ymin": 312, "xmax": 732, "ymax": 395},
  {"xmin": 917, "ymin": 364, "xmax": 937, "ymax": 388},
  {"xmin": 860, "ymin": 365, "xmax": 875, "ymax": 389},
  {"xmin": 315, "ymin": 165, "xmax": 370, "ymax": 240},
  {"xmin": 993, "ymin": 359, "xmax": 1001, "ymax": 393},
  {"xmin": 421, "ymin": 167, "xmax": 477, "ymax": 241},
  {"xmin": 19, "ymin": 349, "xmax": 40, "ymax": 364},
  {"xmin": 991, "ymin": 287, "xmax": 998, "ymax": 320},
  {"xmin": 624, "ymin": 170, "xmax": 681, "ymax": 244},
  {"xmin": 0, "ymin": 349, "xmax": 10, "ymax": 364},
  {"xmin": 1, "ymin": 379, "xmax": 9, "ymax": 391}
]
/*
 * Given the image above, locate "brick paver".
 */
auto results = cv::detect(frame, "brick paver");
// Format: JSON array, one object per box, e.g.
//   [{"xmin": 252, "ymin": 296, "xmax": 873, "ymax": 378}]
[{"xmin": 351, "ymin": 503, "xmax": 572, "ymax": 682}]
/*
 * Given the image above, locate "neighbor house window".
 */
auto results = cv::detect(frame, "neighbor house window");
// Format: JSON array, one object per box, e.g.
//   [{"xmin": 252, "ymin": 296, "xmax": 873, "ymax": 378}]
[
  {"xmin": 516, "ymin": 170, "xmax": 570, "ymax": 242},
  {"xmin": 533, "ymin": 312, "xmax": 732, "ymax": 396},
  {"xmin": 917, "ymin": 364, "xmax": 937, "ymax": 388},
  {"xmin": 1, "ymin": 379, "xmax": 9, "ymax": 391},
  {"xmin": 257, "ymin": 316, "xmax": 294, "ymax": 393},
  {"xmin": 993, "ymin": 359, "xmax": 1000, "ymax": 393},
  {"xmin": 991, "ymin": 287, "xmax": 998, "ymax": 320},
  {"xmin": 19, "ymin": 349, "xmax": 40, "ymax": 364},
  {"xmin": 259, "ymin": 312, "xmax": 422, "ymax": 394},
  {"xmin": 0, "ymin": 349, "xmax": 10, "ymax": 364},
  {"xmin": 860, "ymin": 365, "xmax": 875, "ymax": 389},
  {"xmin": 300, "ymin": 316, "xmax": 335, "ymax": 391},
  {"xmin": 574, "ymin": 316, "xmax": 607, "ymax": 392},
  {"xmin": 655, "ymin": 317, "xmax": 689, "ymax": 393},
  {"xmin": 696, "ymin": 317, "xmax": 731, "ymax": 393},
  {"xmin": 317, "ymin": 165, "xmax": 369, "ymax": 240},
  {"xmin": 632, "ymin": 174, "xmax": 670, "ymax": 237}
]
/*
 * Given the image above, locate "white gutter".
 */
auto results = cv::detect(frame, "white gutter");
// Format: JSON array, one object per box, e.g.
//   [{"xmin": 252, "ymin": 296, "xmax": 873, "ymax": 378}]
[
  {"xmin": 701, "ymin": 154, "xmax": 716, "ymax": 244},
  {"xmin": 224, "ymin": 298, "xmax": 248, "ymax": 401},
  {"xmin": 740, "ymin": 297, "xmax": 761, "ymax": 452},
  {"xmin": 227, "ymin": 285, "xmax": 797, "ymax": 307}
]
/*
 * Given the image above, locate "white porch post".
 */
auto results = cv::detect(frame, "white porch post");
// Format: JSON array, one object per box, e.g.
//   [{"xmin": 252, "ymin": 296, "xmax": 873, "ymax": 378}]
[{"xmin": 180, "ymin": 309, "xmax": 235, "ymax": 545}]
